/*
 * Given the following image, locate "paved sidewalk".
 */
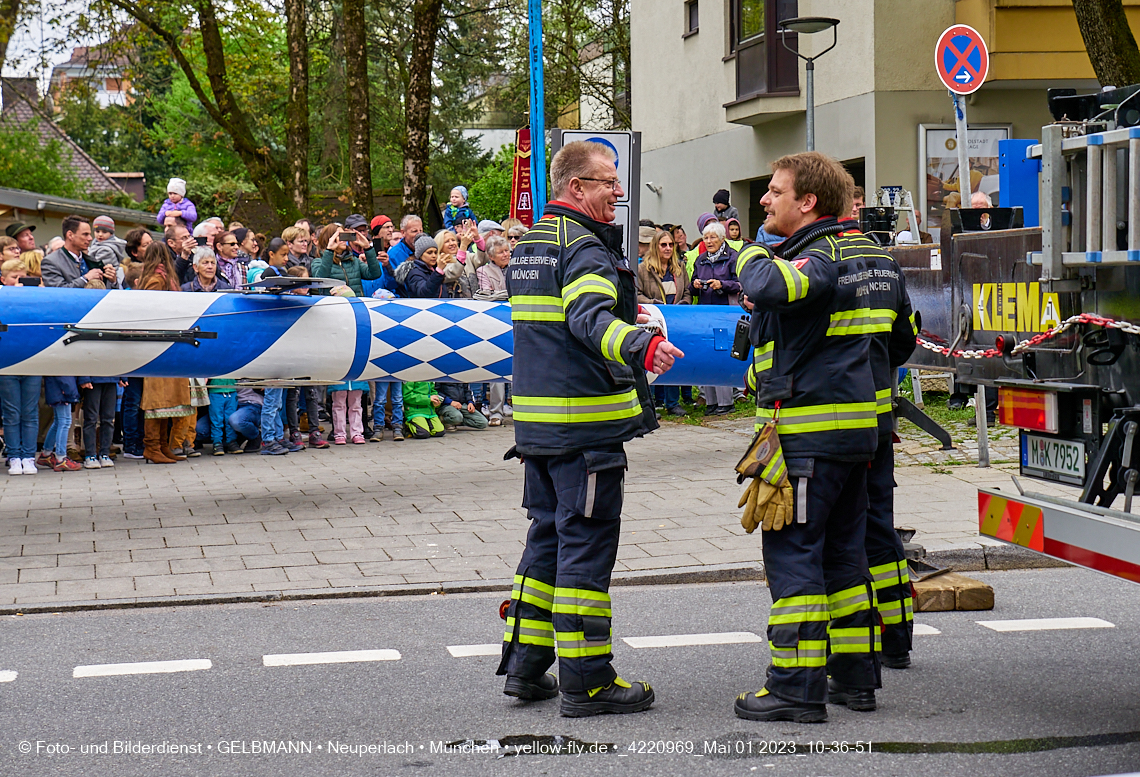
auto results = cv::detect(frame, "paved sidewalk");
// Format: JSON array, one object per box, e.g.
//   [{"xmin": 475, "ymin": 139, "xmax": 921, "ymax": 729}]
[{"xmin": 0, "ymin": 419, "xmax": 1077, "ymax": 609}]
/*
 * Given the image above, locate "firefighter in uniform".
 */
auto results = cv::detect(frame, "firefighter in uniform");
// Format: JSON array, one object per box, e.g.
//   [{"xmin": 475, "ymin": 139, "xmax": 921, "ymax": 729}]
[
  {"xmin": 496, "ymin": 141, "xmax": 684, "ymax": 717},
  {"xmin": 833, "ymin": 218, "xmax": 920, "ymax": 670},
  {"xmin": 733, "ymin": 152, "xmax": 882, "ymax": 723}
]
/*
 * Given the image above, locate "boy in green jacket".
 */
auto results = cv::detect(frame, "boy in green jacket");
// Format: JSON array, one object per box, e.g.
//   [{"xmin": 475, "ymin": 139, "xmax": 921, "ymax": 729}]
[{"xmin": 404, "ymin": 381, "xmax": 445, "ymax": 438}]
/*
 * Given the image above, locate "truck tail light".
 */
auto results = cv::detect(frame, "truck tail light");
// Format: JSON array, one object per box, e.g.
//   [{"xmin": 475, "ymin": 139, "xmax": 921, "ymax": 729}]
[{"xmin": 998, "ymin": 387, "xmax": 1058, "ymax": 433}]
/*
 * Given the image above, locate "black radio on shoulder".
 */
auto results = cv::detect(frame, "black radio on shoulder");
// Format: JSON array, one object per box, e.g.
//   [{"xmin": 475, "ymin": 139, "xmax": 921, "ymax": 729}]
[{"xmin": 730, "ymin": 315, "xmax": 751, "ymax": 361}]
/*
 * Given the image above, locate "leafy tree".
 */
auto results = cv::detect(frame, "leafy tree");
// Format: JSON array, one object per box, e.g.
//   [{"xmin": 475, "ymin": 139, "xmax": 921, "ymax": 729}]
[
  {"xmin": 467, "ymin": 144, "xmax": 515, "ymax": 222},
  {"xmin": 0, "ymin": 120, "xmax": 84, "ymax": 199}
]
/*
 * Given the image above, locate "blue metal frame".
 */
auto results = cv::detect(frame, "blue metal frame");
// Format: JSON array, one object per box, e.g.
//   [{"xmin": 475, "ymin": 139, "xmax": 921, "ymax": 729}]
[{"xmin": 528, "ymin": 0, "xmax": 547, "ymax": 217}]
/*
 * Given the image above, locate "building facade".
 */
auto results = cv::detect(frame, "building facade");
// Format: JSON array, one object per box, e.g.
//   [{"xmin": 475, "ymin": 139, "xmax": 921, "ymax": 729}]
[{"xmin": 632, "ymin": 0, "xmax": 1138, "ymax": 240}]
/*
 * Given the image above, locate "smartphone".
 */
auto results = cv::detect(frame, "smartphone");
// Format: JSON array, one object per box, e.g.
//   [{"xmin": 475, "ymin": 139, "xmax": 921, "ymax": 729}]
[
  {"xmin": 195, "ymin": 235, "xmax": 208, "ymax": 246},
  {"xmin": 341, "ymin": 231, "xmax": 355, "ymax": 243},
  {"xmin": 18, "ymin": 276, "xmax": 40, "ymax": 286}
]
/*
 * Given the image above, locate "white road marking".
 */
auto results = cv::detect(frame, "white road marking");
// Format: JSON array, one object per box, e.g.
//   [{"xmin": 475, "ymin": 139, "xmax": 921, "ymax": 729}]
[
  {"xmin": 976, "ymin": 617, "xmax": 1115, "ymax": 633},
  {"xmin": 447, "ymin": 644, "xmax": 501, "ymax": 658},
  {"xmin": 0, "ymin": 670, "xmax": 17, "ymax": 682},
  {"xmin": 73, "ymin": 659, "xmax": 212, "ymax": 678},
  {"xmin": 622, "ymin": 632, "xmax": 764, "ymax": 649},
  {"xmin": 913, "ymin": 624, "xmax": 942, "ymax": 636},
  {"xmin": 262, "ymin": 649, "xmax": 401, "ymax": 667}
]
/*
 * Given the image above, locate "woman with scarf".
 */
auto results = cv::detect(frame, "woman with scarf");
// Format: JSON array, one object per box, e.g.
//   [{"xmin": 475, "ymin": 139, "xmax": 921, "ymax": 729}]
[
  {"xmin": 689, "ymin": 220, "xmax": 741, "ymax": 416},
  {"xmin": 137, "ymin": 242, "xmax": 195, "ymax": 463},
  {"xmin": 214, "ymin": 230, "xmax": 248, "ymax": 289},
  {"xmin": 637, "ymin": 229, "xmax": 691, "ymax": 417}
]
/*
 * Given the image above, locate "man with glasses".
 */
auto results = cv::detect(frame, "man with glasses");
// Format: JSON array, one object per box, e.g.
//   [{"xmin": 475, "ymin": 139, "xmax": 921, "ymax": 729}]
[{"xmin": 497, "ymin": 140, "xmax": 684, "ymax": 718}]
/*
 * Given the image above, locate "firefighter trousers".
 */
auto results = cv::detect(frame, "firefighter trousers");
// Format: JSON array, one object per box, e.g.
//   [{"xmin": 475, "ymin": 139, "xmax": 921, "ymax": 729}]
[
  {"xmin": 866, "ymin": 440, "xmax": 913, "ymax": 656},
  {"xmin": 497, "ymin": 446, "xmax": 627, "ymax": 693},
  {"xmin": 761, "ymin": 457, "xmax": 881, "ymax": 704}
]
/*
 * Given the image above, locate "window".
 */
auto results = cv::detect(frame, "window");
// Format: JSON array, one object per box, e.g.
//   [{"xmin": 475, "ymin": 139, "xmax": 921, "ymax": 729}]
[
  {"xmin": 739, "ymin": 0, "xmax": 764, "ymax": 42},
  {"xmin": 732, "ymin": 0, "xmax": 798, "ymax": 100},
  {"xmin": 684, "ymin": 1, "xmax": 699, "ymax": 37}
]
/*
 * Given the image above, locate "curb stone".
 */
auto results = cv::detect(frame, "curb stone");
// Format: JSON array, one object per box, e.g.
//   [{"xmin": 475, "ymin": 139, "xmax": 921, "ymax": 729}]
[{"xmin": 0, "ymin": 554, "xmax": 1071, "ymax": 616}]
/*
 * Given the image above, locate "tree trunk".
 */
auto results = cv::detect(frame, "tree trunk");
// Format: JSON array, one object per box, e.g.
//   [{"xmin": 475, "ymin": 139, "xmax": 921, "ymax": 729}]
[
  {"xmin": 106, "ymin": 0, "xmax": 300, "ymax": 228},
  {"xmin": 1072, "ymin": 0, "xmax": 1140, "ymax": 88},
  {"xmin": 284, "ymin": 0, "xmax": 310, "ymax": 216},
  {"xmin": 402, "ymin": 0, "xmax": 444, "ymax": 217},
  {"xmin": 344, "ymin": 0, "xmax": 374, "ymax": 217},
  {"xmin": 0, "ymin": 0, "xmax": 21, "ymax": 78}
]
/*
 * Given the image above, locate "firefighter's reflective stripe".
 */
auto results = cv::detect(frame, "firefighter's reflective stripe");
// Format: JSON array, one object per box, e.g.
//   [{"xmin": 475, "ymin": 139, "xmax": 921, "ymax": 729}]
[
  {"xmin": 909, "ymin": 310, "xmax": 919, "ymax": 335},
  {"xmin": 510, "ymin": 295, "xmax": 566, "ymax": 322},
  {"xmin": 827, "ymin": 626, "xmax": 882, "ymax": 653},
  {"xmin": 760, "ymin": 446, "xmax": 786, "ymax": 485},
  {"xmin": 521, "ymin": 221, "xmax": 561, "ymax": 245},
  {"xmin": 769, "ymin": 639, "xmax": 828, "ymax": 668},
  {"xmin": 878, "ymin": 598, "xmax": 914, "ymax": 626},
  {"xmin": 512, "ymin": 391, "xmax": 642, "ymax": 423},
  {"xmin": 552, "ymin": 588, "xmax": 612, "ymax": 617},
  {"xmin": 755, "ymin": 402, "xmax": 878, "ymax": 434},
  {"xmin": 746, "ymin": 342, "xmax": 775, "ymax": 393},
  {"xmin": 562, "ymin": 273, "xmax": 617, "ymax": 307},
  {"xmin": 876, "ymin": 388, "xmax": 892, "ymax": 415},
  {"xmin": 555, "ymin": 631, "xmax": 612, "ymax": 658},
  {"xmin": 773, "ymin": 258, "xmax": 810, "ymax": 302},
  {"xmin": 827, "ymin": 584, "xmax": 872, "ymax": 619},
  {"xmin": 601, "ymin": 319, "xmax": 640, "ymax": 364},
  {"xmin": 736, "ymin": 244, "xmax": 773, "ymax": 277},
  {"xmin": 510, "ymin": 574, "xmax": 555, "ymax": 609},
  {"xmin": 826, "ymin": 308, "xmax": 897, "ymax": 336},
  {"xmin": 503, "ymin": 617, "xmax": 556, "ymax": 646},
  {"xmin": 768, "ymin": 594, "xmax": 830, "ymax": 624},
  {"xmin": 871, "ymin": 560, "xmax": 913, "ymax": 625}
]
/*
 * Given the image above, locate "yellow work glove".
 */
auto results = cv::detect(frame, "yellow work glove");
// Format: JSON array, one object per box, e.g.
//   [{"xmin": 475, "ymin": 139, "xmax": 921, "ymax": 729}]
[
  {"xmin": 739, "ymin": 478, "xmax": 795, "ymax": 533},
  {"xmin": 759, "ymin": 481, "xmax": 794, "ymax": 532}
]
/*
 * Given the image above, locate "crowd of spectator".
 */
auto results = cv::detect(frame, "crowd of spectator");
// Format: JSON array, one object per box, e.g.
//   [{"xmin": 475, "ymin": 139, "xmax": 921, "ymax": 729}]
[
  {"xmin": 0, "ymin": 179, "xmax": 771, "ymax": 476},
  {"xmin": 0, "ymin": 178, "xmax": 525, "ymax": 475}
]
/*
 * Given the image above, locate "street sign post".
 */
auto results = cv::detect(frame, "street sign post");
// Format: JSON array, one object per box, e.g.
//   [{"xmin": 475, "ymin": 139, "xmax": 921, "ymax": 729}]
[
  {"xmin": 935, "ymin": 25, "xmax": 990, "ymax": 210},
  {"xmin": 550, "ymin": 129, "xmax": 642, "ymax": 264}
]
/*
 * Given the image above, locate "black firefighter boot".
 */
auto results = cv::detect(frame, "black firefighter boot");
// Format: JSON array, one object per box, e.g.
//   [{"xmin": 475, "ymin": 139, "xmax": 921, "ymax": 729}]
[
  {"xmin": 734, "ymin": 687, "xmax": 827, "ymax": 723},
  {"xmin": 503, "ymin": 673, "xmax": 560, "ymax": 701},
  {"xmin": 827, "ymin": 677, "xmax": 877, "ymax": 711},
  {"xmin": 560, "ymin": 677, "xmax": 654, "ymax": 717}
]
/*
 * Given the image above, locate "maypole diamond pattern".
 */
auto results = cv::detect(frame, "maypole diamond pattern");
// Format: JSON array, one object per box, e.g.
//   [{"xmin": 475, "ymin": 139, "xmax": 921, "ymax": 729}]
[{"xmin": 357, "ymin": 299, "xmax": 515, "ymax": 382}]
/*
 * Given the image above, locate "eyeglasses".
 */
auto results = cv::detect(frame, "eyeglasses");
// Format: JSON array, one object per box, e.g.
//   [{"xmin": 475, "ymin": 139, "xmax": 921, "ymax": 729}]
[
  {"xmin": 219, "ymin": 241, "xmax": 238, "ymax": 247},
  {"xmin": 578, "ymin": 177, "xmax": 622, "ymax": 191}
]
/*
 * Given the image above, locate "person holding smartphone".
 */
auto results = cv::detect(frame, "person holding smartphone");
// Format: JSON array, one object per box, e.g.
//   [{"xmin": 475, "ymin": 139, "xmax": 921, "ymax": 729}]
[{"xmin": 311, "ymin": 215, "xmax": 383, "ymax": 297}]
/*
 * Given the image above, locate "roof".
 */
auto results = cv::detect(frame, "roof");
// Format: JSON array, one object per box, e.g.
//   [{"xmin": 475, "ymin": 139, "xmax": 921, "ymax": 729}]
[
  {"xmin": 0, "ymin": 78, "xmax": 126, "ymax": 195},
  {"xmin": 0, "ymin": 185, "xmax": 152, "ymax": 225}
]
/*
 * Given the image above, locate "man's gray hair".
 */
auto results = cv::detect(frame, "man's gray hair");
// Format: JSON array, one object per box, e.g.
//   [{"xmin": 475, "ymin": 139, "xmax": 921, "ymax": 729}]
[
  {"xmin": 702, "ymin": 220, "xmax": 726, "ymax": 240},
  {"xmin": 550, "ymin": 141, "xmax": 618, "ymax": 198},
  {"xmin": 400, "ymin": 214, "xmax": 423, "ymax": 231}
]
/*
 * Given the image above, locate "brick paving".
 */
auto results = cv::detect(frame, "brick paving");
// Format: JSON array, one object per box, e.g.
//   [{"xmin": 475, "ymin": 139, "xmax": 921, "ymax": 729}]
[{"xmin": 0, "ymin": 417, "xmax": 1077, "ymax": 606}]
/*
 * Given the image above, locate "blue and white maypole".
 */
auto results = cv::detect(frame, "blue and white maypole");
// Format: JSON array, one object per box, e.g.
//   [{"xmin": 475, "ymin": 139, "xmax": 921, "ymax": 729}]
[{"xmin": 528, "ymin": 0, "xmax": 547, "ymax": 218}]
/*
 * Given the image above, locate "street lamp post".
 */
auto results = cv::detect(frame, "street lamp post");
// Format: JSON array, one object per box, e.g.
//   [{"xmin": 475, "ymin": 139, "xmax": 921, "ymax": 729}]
[{"xmin": 777, "ymin": 17, "xmax": 840, "ymax": 152}]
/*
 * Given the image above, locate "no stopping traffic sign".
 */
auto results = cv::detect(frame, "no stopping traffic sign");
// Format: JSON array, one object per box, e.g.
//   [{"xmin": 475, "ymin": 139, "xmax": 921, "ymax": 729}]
[{"xmin": 935, "ymin": 24, "xmax": 989, "ymax": 95}]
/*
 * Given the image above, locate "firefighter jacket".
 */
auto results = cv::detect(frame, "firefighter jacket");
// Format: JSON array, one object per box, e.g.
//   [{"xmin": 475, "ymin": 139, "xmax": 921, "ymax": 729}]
[
  {"xmin": 506, "ymin": 202, "xmax": 658, "ymax": 456},
  {"xmin": 737, "ymin": 217, "xmax": 885, "ymax": 462},
  {"xmin": 828, "ymin": 223, "xmax": 918, "ymax": 439}
]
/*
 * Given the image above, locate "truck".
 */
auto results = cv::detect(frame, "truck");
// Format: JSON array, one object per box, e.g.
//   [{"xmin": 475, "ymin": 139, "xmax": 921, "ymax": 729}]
[{"xmin": 890, "ymin": 84, "xmax": 1140, "ymax": 584}]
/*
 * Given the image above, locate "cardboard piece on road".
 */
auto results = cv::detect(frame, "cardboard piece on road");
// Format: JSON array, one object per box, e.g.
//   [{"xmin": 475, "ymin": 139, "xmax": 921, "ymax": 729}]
[{"xmin": 913, "ymin": 571, "xmax": 995, "ymax": 612}]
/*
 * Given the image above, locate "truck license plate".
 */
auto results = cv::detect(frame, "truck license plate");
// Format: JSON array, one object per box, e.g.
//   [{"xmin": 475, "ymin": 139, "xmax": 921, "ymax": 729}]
[{"xmin": 1021, "ymin": 433, "xmax": 1085, "ymax": 486}]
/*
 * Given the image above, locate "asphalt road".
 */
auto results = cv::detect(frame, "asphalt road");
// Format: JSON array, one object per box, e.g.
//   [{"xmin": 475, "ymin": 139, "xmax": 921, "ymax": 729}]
[{"xmin": 2, "ymin": 567, "xmax": 1140, "ymax": 777}]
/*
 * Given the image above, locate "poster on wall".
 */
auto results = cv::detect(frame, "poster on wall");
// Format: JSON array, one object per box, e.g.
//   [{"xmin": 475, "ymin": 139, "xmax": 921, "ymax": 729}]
[{"xmin": 918, "ymin": 124, "xmax": 1011, "ymax": 242}]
